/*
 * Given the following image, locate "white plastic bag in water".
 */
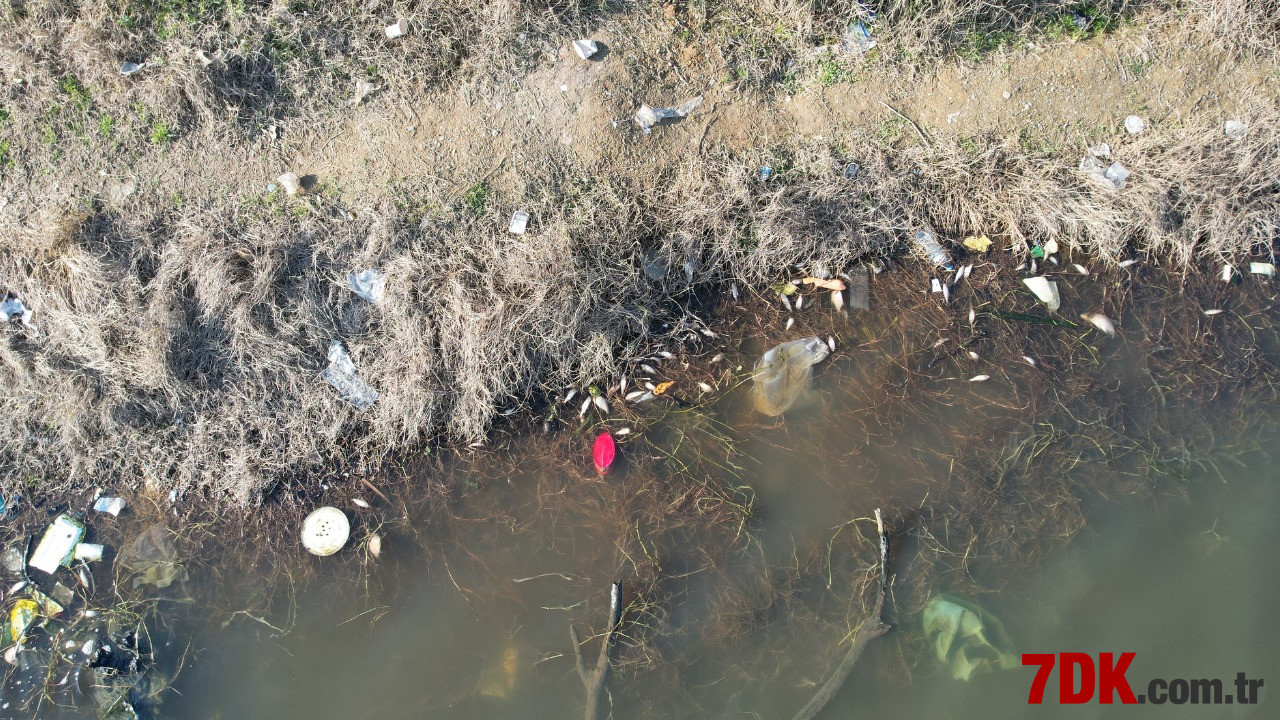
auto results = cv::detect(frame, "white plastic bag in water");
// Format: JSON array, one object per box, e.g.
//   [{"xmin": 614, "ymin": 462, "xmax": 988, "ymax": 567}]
[
  {"xmin": 751, "ymin": 337, "xmax": 831, "ymax": 416},
  {"xmin": 322, "ymin": 340, "xmax": 378, "ymax": 410}
]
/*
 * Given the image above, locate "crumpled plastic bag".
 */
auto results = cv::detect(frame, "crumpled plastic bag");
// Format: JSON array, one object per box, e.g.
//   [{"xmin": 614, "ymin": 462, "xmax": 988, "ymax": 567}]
[
  {"xmin": 751, "ymin": 337, "xmax": 831, "ymax": 416},
  {"xmin": 348, "ymin": 269, "xmax": 386, "ymax": 303},
  {"xmin": 922, "ymin": 594, "xmax": 1018, "ymax": 681},
  {"xmin": 635, "ymin": 96, "xmax": 702, "ymax": 134},
  {"xmin": 119, "ymin": 526, "xmax": 188, "ymax": 589},
  {"xmin": 322, "ymin": 340, "xmax": 378, "ymax": 410}
]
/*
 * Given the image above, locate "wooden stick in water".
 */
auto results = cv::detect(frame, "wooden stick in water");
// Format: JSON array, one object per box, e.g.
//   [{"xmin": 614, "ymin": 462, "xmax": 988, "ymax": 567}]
[{"xmin": 570, "ymin": 581, "xmax": 623, "ymax": 720}]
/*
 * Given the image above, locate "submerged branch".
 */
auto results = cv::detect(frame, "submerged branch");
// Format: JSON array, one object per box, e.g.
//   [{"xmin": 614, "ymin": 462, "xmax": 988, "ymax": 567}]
[
  {"xmin": 789, "ymin": 508, "xmax": 892, "ymax": 720},
  {"xmin": 570, "ymin": 580, "xmax": 623, "ymax": 720}
]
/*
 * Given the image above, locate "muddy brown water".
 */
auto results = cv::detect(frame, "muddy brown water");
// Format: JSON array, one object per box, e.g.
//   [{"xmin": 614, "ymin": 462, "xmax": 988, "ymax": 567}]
[{"xmin": 157, "ymin": 284, "xmax": 1279, "ymax": 720}]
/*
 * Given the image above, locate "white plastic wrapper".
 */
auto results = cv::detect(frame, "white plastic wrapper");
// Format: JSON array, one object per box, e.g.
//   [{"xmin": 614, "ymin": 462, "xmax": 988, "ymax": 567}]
[
  {"xmin": 348, "ymin": 269, "xmax": 386, "ymax": 303},
  {"xmin": 634, "ymin": 96, "xmax": 703, "ymax": 134},
  {"xmin": 322, "ymin": 340, "xmax": 379, "ymax": 410}
]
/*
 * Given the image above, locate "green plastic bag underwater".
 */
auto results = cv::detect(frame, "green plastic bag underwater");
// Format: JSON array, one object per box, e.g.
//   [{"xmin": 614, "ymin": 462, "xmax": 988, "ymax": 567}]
[{"xmin": 922, "ymin": 594, "xmax": 1018, "ymax": 680}]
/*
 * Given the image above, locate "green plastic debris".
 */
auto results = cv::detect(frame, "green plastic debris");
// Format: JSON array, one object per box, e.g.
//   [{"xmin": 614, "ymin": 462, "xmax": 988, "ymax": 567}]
[{"xmin": 922, "ymin": 594, "xmax": 1018, "ymax": 680}]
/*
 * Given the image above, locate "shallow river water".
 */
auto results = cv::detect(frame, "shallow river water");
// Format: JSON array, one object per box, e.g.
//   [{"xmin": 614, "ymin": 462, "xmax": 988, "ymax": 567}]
[{"xmin": 162, "ymin": 282, "xmax": 1278, "ymax": 719}]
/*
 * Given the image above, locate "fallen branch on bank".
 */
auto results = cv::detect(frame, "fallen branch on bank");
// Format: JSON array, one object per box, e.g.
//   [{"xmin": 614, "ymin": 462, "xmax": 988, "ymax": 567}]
[
  {"xmin": 789, "ymin": 508, "xmax": 892, "ymax": 720},
  {"xmin": 570, "ymin": 580, "xmax": 623, "ymax": 720}
]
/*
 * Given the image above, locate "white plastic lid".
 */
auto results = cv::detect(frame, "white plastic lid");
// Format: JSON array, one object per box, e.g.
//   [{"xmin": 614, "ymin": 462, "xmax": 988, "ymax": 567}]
[{"xmin": 301, "ymin": 507, "xmax": 350, "ymax": 556}]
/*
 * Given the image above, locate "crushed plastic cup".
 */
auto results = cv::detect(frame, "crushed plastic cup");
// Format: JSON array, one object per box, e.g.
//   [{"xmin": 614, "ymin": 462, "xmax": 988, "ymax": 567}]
[
  {"xmin": 322, "ymin": 340, "xmax": 378, "ymax": 410},
  {"xmin": 509, "ymin": 211, "xmax": 530, "ymax": 234},
  {"xmin": 301, "ymin": 507, "xmax": 350, "ymax": 556},
  {"xmin": 1102, "ymin": 162, "xmax": 1130, "ymax": 190},
  {"xmin": 1022, "ymin": 276, "xmax": 1061, "ymax": 311},
  {"xmin": 93, "ymin": 496, "xmax": 126, "ymax": 516},
  {"xmin": 30, "ymin": 515, "xmax": 86, "ymax": 574},
  {"xmin": 634, "ymin": 96, "xmax": 702, "ymax": 134},
  {"xmin": 1, "ymin": 292, "xmax": 33, "ymax": 326},
  {"xmin": 277, "ymin": 172, "xmax": 302, "ymax": 196},
  {"xmin": 571, "ymin": 39, "xmax": 599, "ymax": 60},
  {"xmin": 385, "ymin": 19, "xmax": 409, "ymax": 39}
]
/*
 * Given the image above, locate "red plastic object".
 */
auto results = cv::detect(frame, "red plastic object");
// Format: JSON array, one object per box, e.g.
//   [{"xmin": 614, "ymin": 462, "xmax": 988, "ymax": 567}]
[{"xmin": 593, "ymin": 432, "xmax": 617, "ymax": 475}]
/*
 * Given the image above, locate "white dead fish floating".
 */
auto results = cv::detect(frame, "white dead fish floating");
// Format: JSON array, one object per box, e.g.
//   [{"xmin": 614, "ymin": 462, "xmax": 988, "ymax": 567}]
[
  {"xmin": 1073, "ymin": 264, "xmax": 1090, "ymax": 275},
  {"xmin": 710, "ymin": 353, "xmax": 724, "ymax": 363},
  {"xmin": 625, "ymin": 390, "xmax": 645, "ymax": 402},
  {"xmin": 640, "ymin": 363, "xmax": 658, "ymax": 375},
  {"xmin": 579, "ymin": 397, "xmax": 591, "ymax": 417},
  {"xmin": 968, "ymin": 308, "xmax": 976, "ymax": 325},
  {"xmin": 352, "ymin": 497, "xmax": 370, "ymax": 509},
  {"xmin": 563, "ymin": 389, "xmax": 577, "ymax": 404},
  {"xmin": 730, "ymin": 283, "xmax": 739, "ymax": 301},
  {"xmin": 658, "ymin": 351, "xmax": 676, "ymax": 360},
  {"xmin": 795, "ymin": 294, "xmax": 805, "ymax": 310},
  {"xmin": 785, "ymin": 317, "xmax": 795, "ymax": 330},
  {"xmin": 698, "ymin": 382, "xmax": 713, "ymax": 393},
  {"xmin": 1022, "ymin": 355, "xmax": 1037, "ymax": 367},
  {"xmin": 1118, "ymin": 259, "xmax": 1138, "ymax": 268},
  {"xmin": 967, "ymin": 351, "xmax": 979, "ymax": 360},
  {"xmin": 1081, "ymin": 312, "xmax": 1117, "ymax": 337},
  {"xmin": 830, "ymin": 289, "xmax": 845, "ymax": 312},
  {"xmin": 1203, "ymin": 309, "xmax": 1225, "ymax": 316},
  {"xmin": 634, "ymin": 96, "xmax": 703, "ymax": 134},
  {"xmin": 616, "ymin": 427, "xmax": 632, "ymax": 436},
  {"xmin": 1022, "ymin": 276, "xmax": 1061, "ymax": 312},
  {"xmin": 780, "ymin": 293, "xmax": 792, "ymax": 311},
  {"xmin": 593, "ymin": 395, "xmax": 609, "ymax": 413},
  {"xmin": 969, "ymin": 375, "xmax": 991, "ymax": 383},
  {"xmin": 827, "ymin": 336, "xmax": 836, "ymax": 351}
]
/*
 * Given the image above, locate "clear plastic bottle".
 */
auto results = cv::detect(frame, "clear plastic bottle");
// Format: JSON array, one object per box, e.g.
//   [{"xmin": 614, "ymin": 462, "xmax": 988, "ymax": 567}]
[{"xmin": 914, "ymin": 228, "xmax": 955, "ymax": 271}]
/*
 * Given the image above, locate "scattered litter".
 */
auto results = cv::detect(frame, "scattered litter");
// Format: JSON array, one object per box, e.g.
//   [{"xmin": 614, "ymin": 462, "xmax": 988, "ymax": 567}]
[
  {"xmin": 759, "ymin": 166, "xmax": 773, "ymax": 181},
  {"xmin": 1118, "ymin": 259, "xmax": 1139, "ymax": 268},
  {"xmin": 277, "ymin": 172, "xmax": 302, "ymax": 195},
  {"xmin": 93, "ymin": 496, "xmax": 126, "ymax": 516},
  {"xmin": 9, "ymin": 599, "xmax": 38, "ymax": 644},
  {"xmin": 922, "ymin": 594, "xmax": 1017, "ymax": 681},
  {"xmin": 1030, "ymin": 243, "xmax": 1045, "ymax": 260},
  {"xmin": 1089, "ymin": 142, "xmax": 1111, "ymax": 158},
  {"xmin": 73, "ymin": 543, "xmax": 104, "ymax": 562},
  {"xmin": 352, "ymin": 498, "xmax": 370, "ymax": 509},
  {"xmin": 1080, "ymin": 156, "xmax": 1129, "ymax": 190},
  {"xmin": 1022, "ymin": 355, "xmax": 1037, "ymax": 366},
  {"xmin": 301, "ymin": 507, "xmax": 350, "ymax": 556},
  {"xmin": 571, "ymin": 39, "xmax": 599, "ymax": 60},
  {"xmin": 1249, "ymin": 262, "xmax": 1275, "ymax": 277},
  {"xmin": 2, "ymin": 544, "xmax": 22, "ymax": 573},
  {"xmin": 1221, "ymin": 264, "xmax": 1234, "ymax": 282},
  {"xmin": 2, "ymin": 292, "xmax": 34, "ymax": 328},
  {"xmin": 634, "ymin": 96, "xmax": 702, "ymax": 134},
  {"xmin": 1203, "ymin": 309, "xmax": 1224, "ymax": 316},
  {"xmin": 698, "ymin": 382, "xmax": 713, "ymax": 393},
  {"xmin": 841, "ymin": 21, "xmax": 877, "ymax": 53},
  {"xmin": 351, "ymin": 79, "xmax": 378, "ymax": 105},
  {"xmin": 1081, "ymin": 312, "xmax": 1117, "ymax": 337},
  {"xmin": 322, "ymin": 340, "xmax": 379, "ymax": 410},
  {"xmin": 509, "ymin": 210, "xmax": 530, "ymax": 234},
  {"xmin": 120, "ymin": 525, "xmax": 188, "ymax": 587},
  {"xmin": 1224, "ymin": 120, "xmax": 1248, "ymax": 138},
  {"xmin": 1124, "ymin": 115, "xmax": 1145, "ymax": 134},
  {"xmin": 962, "ymin": 235, "xmax": 992, "ymax": 253},
  {"xmin": 1103, "ymin": 162, "xmax": 1130, "ymax": 189},
  {"xmin": 801, "ymin": 277, "xmax": 846, "ymax": 291},
  {"xmin": 968, "ymin": 375, "xmax": 990, "ymax": 382},
  {"xmin": 914, "ymin": 228, "xmax": 955, "ymax": 270},
  {"xmin": 1073, "ymin": 263, "xmax": 1089, "ymax": 275},
  {"xmin": 653, "ymin": 380, "xmax": 675, "ymax": 396},
  {"xmin": 847, "ymin": 267, "xmax": 870, "ymax": 311},
  {"xmin": 385, "ymin": 19, "xmax": 409, "ymax": 39},
  {"xmin": 751, "ymin": 337, "xmax": 830, "ymax": 416},
  {"xmin": 348, "ymin": 268, "xmax": 387, "ymax": 303},
  {"xmin": 843, "ymin": 163, "xmax": 861, "ymax": 180},
  {"xmin": 30, "ymin": 515, "xmax": 86, "ymax": 574},
  {"xmin": 930, "ymin": 278, "xmax": 943, "ymax": 294},
  {"xmin": 592, "ymin": 432, "xmax": 617, "ymax": 476},
  {"xmin": 119, "ymin": 62, "xmax": 144, "ymax": 76},
  {"xmin": 1022, "ymin": 277, "xmax": 1061, "ymax": 312}
]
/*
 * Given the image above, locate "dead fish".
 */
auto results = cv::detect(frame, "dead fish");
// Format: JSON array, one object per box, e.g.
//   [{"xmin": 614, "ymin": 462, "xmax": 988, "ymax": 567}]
[
  {"xmin": 1048, "ymin": 257, "xmax": 1059, "ymax": 266},
  {"xmin": 827, "ymin": 336, "xmax": 836, "ymax": 351},
  {"xmin": 640, "ymin": 363, "xmax": 658, "ymax": 375},
  {"xmin": 785, "ymin": 317, "xmax": 795, "ymax": 330},
  {"xmin": 1118, "ymin": 259, "xmax": 1138, "ymax": 268},
  {"xmin": 1203, "ymin": 308, "xmax": 1225, "ymax": 316},
  {"xmin": 700, "ymin": 328, "xmax": 718, "ymax": 338},
  {"xmin": 644, "ymin": 382, "xmax": 657, "ymax": 391},
  {"xmin": 932, "ymin": 338, "xmax": 949, "ymax": 349},
  {"xmin": 698, "ymin": 382, "xmax": 713, "ymax": 393},
  {"xmin": 563, "ymin": 389, "xmax": 577, "ymax": 404},
  {"xmin": 1081, "ymin": 312, "xmax": 1117, "ymax": 336},
  {"xmin": 942, "ymin": 283, "xmax": 951, "ymax": 303},
  {"xmin": 1022, "ymin": 355, "xmax": 1037, "ymax": 366},
  {"xmin": 968, "ymin": 308, "xmax": 976, "ymax": 325},
  {"xmin": 780, "ymin": 293, "xmax": 792, "ymax": 311},
  {"xmin": 658, "ymin": 351, "xmax": 676, "ymax": 360},
  {"xmin": 593, "ymin": 395, "xmax": 609, "ymax": 413},
  {"xmin": 710, "ymin": 353, "xmax": 725, "ymax": 363},
  {"xmin": 1074, "ymin": 264, "xmax": 1089, "ymax": 275},
  {"xmin": 368, "ymin": 533, "xmax": 382, "ymax": 558},
  {"xmin": 619, "ymin": 377, "xmax": 627, "ymax": 393},
  {"xmin": 967, "ymin": 351, "xmax": 979, "ymax": 360},
  {"xmin": 352, "ymin": 497, "xmax": 370, "ymax": 509},
  {"xmin": 969, "ymin": 375, "xmax": 991, "ymax": 382},
  {"xmin": 625, "ymin": 390, "xmax": 645, "ymax": 401},
  {"xmin": 616, "ymin": 427, "xmax": 632, "ymax": 435},
  {"xmin": 579, "ymin": 398, "xmax": 592, "ymax": 417},
  {"xmin": 1016, "ymin": 263, "xmax": 1027, "ymax": 272},
  {"xmin": 830, "ymin": 289, "xmax": 845, "ymax": 312},
  {"xmin": 731, "ymin": 282, "xmax": 739, "ymax": 301},
  {"xmin": 795, "ymin": 294, "xmax": 805, "ymax": 310}
]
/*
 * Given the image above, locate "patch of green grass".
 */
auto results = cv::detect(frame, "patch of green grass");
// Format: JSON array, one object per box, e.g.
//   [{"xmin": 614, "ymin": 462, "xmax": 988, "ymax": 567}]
[
  {"xmin": 57, "ymin": 75, "xmax": 92, "ymax": 114},
  {"xmin": 958, "ymin": 136, "xmax": 982, "ymax": 156},
  {"xmin": 817, "ymin": 56, "xmax": 852, "ymax": 87},
  {"xmin": 463, "ymin": 181, "xmax": 488, "ymax": 216},
  {"xmin": 150, "ymin": 121, "xmax": 174, "ymax": 144},
  {"xmin": 98, "ymin": 115, "xmax": 116, "ymax": 138},
  {"xmin": 0, "ymin": 108, "xmax": 10, "ymax": 126},
  {"xmin": 957, "ymin": 29, "xmax": 1019, "ymax": 62},
  {"xmin": 0, "ymin": 139, "xmax": 12, "ymax": 167},
  {"xmin": 874, "ymin": 115, "xmax": 908, "ymax": 145},
  {"xmin": 1016, "ymin": 128, "xmax": 1062, "ymax": 156},
  {"xmin": 1041, "ymin": 3, "xmax": 1123, "ymax": 42},
  {"xmin": 41, "ymin": 124, "xmax": 57, "ymax": 145}
]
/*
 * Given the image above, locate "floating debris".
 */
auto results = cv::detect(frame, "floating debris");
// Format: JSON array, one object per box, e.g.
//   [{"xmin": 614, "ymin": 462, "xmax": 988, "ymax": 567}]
[
  {"xmin": 922, "ymin": 594, "xmax": 1018, "ymax": 681},
  {"xmin": 962, "ymin": 235, "xmax": 992, "ymax": 253},
  {"xmin": 634, "ymin": 96, "xmax": 703, "ymax": 134},
  {"xmin": 73, "ymin": 543, "xmax": 104, "ymax": 562},
  {"xmin": 571, "ymin": 39, "xmax": 599, "ymax": 60},
  {"xmin": 348, "ymin": 268, "xmax": 386, "ymax": 303},
  {"xmin": 751, "ymin": 337, "xmax": 830, "ymax": 416},
  {"xmin": 968, "ymin": 375, "xmax": 990, "ymax": 382},
  {"xmin": 847, "ymin": 266, "xmax": 870, "ymax": 311},
  {"xmin": 301, "ymin": 507, "xmax": 350, "ymax": 557},
  {"xmin": 592, "ymin": 432, "xmax": 616, "ymax": 475},
  {"xmin": 1081, "ymin": 312, "xmax": 1117, "ymax": 337},
  {"xmin": 915, "ymin": 228, "xmax": 955, "ymax": 270},
  {"xmin": 30, "ymin": 515, "xmax": 86, "ymax": 574},
  {"xmin": 1022, "ymin": 277, "xmax": 1061, "ymax": 312},
  {"xmin": 93, "ymin": 496, "xmax": 126, "ymax": 516}
]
